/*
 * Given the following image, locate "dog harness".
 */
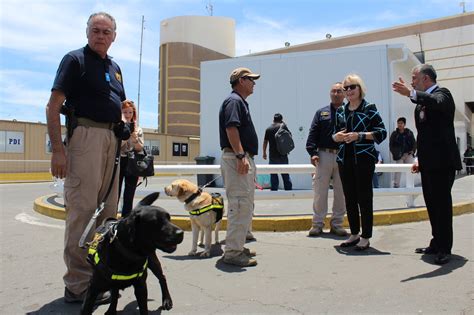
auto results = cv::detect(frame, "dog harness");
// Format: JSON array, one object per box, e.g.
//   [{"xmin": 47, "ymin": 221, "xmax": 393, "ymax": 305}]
[
  {"xmin": 87, "ymin": 220, "xmax": 148, "ymax": 281},
  {"xmin": 187, "ymin": 192, "xmax": 224, "ymax": 223}
]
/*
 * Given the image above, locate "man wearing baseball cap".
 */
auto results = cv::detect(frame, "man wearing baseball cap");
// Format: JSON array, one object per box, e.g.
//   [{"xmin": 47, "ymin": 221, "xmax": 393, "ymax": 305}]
[{"xmin": 219, "ymin": 67, "xmax": 260, "ymax": 267}]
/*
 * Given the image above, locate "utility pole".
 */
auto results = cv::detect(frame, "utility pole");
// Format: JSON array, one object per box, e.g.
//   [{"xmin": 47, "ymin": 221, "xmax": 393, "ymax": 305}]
[
  {"xmin": 137, "ymin": 15, "xmax": 145, "ymax": 125},
  {"xmin": 206, "ymin": 1, "xmax": 213, "ymax": 16}
]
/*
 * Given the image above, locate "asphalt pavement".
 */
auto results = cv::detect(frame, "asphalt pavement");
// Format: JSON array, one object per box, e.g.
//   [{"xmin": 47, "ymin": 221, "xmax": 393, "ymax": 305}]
[{"xmin": 0, "ymin": 177, "xmax": 473, "ymax": 314}]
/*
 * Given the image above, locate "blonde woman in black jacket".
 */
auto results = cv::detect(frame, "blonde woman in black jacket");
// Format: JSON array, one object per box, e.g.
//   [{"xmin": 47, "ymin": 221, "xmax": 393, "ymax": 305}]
[{"xmin": 333, "ymin": 74, "xmax": 387, "ymax": 250}]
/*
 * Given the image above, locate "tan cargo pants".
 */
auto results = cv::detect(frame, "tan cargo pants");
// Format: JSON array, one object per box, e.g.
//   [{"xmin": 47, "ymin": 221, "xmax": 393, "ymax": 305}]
[
  {"xmin": 63, "ymin": 126, "xmax": 119, "ymax": 294},
  {"xmin": 312, "ymin": 150, "xmax": 346, "ymax": 228},
  {"xmin": 221, "ymin": 151, "xmax": 256, "ymax": 258}
]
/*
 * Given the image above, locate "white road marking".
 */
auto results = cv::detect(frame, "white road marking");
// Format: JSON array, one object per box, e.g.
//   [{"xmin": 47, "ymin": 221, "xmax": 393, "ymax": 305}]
[{"xmin": 15, "ymin": 213, "xmax": 64, "ymax": 229}]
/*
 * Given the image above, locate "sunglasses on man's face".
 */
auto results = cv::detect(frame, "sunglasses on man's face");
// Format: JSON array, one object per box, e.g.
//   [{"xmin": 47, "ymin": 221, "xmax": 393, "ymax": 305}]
[
  {"xmin": 242, "ymin": 76, "xmax": 255, "ymax": 82},
  {"xmin": 343, "ymin": 84, "xmax": 359, "ymax": 91}
]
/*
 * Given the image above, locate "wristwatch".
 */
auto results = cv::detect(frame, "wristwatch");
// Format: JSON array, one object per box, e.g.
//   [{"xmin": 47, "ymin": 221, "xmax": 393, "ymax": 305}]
[
  {"xmin": 235, "ymin": 152, "xmax": 246, "ymax": 160},
  {"xmin": 357, "ymin": 132, "xmax": 366, "ymax": 142}
]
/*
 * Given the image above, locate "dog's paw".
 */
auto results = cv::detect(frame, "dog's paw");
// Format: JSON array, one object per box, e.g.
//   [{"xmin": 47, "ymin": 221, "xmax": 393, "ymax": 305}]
[
  {"xmin": 188, "ymin": 250, "xmax": 198, "ymax": 256},
  {"xmin": 197, "ymin": 241, "xmax": 204, "ymax": 247},
  {"xmin": 162, "ymin": 297, "xmax": 173, "ymax": 310},
  {"xmin": 200, "ymin": 251, "xmax": 211, "ymax": 258}
]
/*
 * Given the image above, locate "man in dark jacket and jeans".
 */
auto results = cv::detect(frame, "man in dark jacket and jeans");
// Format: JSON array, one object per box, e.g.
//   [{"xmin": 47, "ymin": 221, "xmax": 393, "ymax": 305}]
[
  {"xmin": 262, "ymin": 113, "xmax": 292, "ymax": 191},
  {"xmin": 389, "ymin": 117, "xmax": 416, "ymax": 188}
]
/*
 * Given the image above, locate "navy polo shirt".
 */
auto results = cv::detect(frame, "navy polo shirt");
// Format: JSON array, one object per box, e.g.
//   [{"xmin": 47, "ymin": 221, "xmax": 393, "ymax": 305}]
[
  {"xmin": 52, "ymin": 45, "xmax": 126, "ymax": 123},
  {"xmin": 219, "ymin": 91, "xmax": 258, "ymax": 155}
]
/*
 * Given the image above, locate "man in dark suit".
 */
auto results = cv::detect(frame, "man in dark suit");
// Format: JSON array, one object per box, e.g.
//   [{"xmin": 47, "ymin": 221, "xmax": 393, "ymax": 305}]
[{"xmin": 392, "ymin": 64, "xmax": 462, "ymax": 265}]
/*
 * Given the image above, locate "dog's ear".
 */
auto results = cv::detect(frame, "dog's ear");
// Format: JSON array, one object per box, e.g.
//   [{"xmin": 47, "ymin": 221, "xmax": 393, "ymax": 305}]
[
  {"xmin": 124, "ymin": 209, "xmax": 141, "ymax": 244},
  {"xmin": 138, "ymin": 192, "xmax": 160, "ymax": 206}
]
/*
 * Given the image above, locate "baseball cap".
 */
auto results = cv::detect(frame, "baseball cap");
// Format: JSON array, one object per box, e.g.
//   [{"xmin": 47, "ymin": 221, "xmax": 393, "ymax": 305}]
[{"xmin": 229, "ymin": 67, "xmax": 260, "ymax": 84}]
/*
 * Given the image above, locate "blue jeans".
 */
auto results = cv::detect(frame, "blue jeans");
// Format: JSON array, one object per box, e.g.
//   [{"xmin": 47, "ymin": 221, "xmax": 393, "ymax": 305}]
[{"xmin": 269, "ymin": 155, "xmax": 292, "ymax": 191}]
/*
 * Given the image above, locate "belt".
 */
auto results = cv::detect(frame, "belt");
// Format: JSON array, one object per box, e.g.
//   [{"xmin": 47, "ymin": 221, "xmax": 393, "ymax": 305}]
[
  {"xmin": 223, "ymin": 147, "xmax": 254, "ymax": 158},
  {"xmin": 77, "ymin": 117, "xmax": 117, "ymax": 130},
  {"xmin": 319, "ymin": 148, "xmax": 338, "ymax": 154}
]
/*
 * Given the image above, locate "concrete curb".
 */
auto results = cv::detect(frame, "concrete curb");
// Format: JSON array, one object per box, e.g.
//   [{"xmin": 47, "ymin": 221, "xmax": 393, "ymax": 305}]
[{"xmin": 33, "ymin": 194, "xmax": 474, "ymax": 232}]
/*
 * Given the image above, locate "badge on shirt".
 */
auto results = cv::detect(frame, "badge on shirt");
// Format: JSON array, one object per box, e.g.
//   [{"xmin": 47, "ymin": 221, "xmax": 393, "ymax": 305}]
[
  {"xmin": 417, "ymin": 105, "xmax": 426, "ymax": 122},
  {"xmin": 320, "ymin": 111, "xmax": 330, "ymax": 117},
  {"xmin": 115, "ymin": 72, "xmax": 122, "ymax": 83}
]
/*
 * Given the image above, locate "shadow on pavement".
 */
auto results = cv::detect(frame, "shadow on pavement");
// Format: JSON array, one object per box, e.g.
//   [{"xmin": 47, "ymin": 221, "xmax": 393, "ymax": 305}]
[
  {"xmin": 401, "ymin": 254, "xmax": 468, "ymax": 282},
  {"xmin": 214, "ymin": 258, "xmax": 252, "ymax": 273},
  {"xmin": 334, "ymin": 245, "xmax": 391, "ymax": 256},
  {"xmin": 164, "ymin": 243, "xmax": 224, "ymax": 260},
  {"xmin": 307, "ymin": 233, "xmax": 348, "ymax": 241},
  {"xmin": 27, "ymin": 297, "xmax": 166, "ymax": 314},
  {"xmin": 26, "ymin": 297, "xmax": 81, "ymax": 315}
]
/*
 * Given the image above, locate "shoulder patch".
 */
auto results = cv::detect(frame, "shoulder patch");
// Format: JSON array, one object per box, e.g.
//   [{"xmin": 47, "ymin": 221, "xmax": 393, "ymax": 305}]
[
  {"xmin": 115, "ymin": 72, "xmax": 122, "ymax": 83},
  {"xmin": 320, "ymin": 111, "xmax": 330, "ymax": 116}
]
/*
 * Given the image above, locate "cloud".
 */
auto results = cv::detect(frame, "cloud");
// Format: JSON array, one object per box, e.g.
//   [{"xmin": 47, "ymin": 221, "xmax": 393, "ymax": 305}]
[{"xmin": 235, "ymin": 15, "xmax": 368, "ymax": 56}]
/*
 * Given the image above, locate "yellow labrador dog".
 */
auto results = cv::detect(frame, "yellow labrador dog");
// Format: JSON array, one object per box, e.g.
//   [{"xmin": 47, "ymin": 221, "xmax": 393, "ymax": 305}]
[{"xmin": 164, "ymin": 179, "xmax": 224, "ymax": 257}]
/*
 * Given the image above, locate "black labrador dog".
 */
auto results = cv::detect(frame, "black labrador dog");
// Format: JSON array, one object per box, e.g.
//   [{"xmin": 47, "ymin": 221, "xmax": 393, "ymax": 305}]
[{"xmin": 81, "ymin": 192, "xmax": 184, "ymax": 315}]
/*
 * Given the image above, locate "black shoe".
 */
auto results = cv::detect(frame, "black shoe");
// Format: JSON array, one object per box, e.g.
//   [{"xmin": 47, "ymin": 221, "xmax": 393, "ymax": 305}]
[
  {"xmin": 340, "ymin": 238, "xmax": 360, "ymax": 248},
  {"xmin": 434, "ymin": 253, "xmax": 450, "ymax": 265},
  {"xmin": 64, "ymin": 288, "xmax": 112, "ymax": 305},
  {"xmin": 415, "ymin": 246, "xmax": 437, "ymax": 254}
]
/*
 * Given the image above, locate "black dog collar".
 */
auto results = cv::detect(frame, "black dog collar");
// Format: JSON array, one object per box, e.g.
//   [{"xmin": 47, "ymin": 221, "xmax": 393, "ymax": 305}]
[{"xmin": 184, "ymin": 188, "xmax": 202, "ymax": 204}]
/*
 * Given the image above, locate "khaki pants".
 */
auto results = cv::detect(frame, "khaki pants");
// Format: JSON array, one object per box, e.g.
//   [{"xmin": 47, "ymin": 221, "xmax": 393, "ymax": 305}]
[
  {"xmin": 63, "ymin": 126, "xmax": 119, "ymax": 294},
  {"xmin": 221, "ymin": 151, "xmax": 255, "ymax": 258},
  {"xmin": 394, "ymin": 153, "xmax": 415, "ymax": 187},
  {"xmin": 312, "ymin": 150, "xmax": 346, "ymax": 228}
]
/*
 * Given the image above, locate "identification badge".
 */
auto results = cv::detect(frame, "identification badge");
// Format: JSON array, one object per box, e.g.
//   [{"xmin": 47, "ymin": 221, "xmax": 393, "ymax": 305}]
[
  {"xmin": 418, "ymin": 105, "xmax": 426, "ymax": 122},
  {"xmin": 105, "ymin": 73, "xmax": 110, "ymax": 82}
]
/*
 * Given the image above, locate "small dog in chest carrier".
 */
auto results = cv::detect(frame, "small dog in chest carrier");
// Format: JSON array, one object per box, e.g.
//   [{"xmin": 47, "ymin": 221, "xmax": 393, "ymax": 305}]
[
  {"xmin": 164, "ymin": 179, "xmax": 224, "ymax": 257},
  {"xmin": 80, "ymin": 192, "xmax": 183, "ymax": 315}
]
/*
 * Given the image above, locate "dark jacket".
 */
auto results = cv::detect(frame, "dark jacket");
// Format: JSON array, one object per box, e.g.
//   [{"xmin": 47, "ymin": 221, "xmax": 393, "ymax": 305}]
[
  {"xmin": 306, "ymin": 104, "xmax": 339, "ymax": 156},
  {"xmin": 334, "ymin": 99, "xmax": 387, "ymax": 164},
  {"xmin": 389, "ymin": 127, "xmax": 416, "ymax": 160},
  {"xmin": 412, "ymin": 86, "xmax": 462, "ymax": 171}
]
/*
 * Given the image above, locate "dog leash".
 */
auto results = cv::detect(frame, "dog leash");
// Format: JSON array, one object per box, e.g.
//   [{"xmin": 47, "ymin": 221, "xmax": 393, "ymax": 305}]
[
  {"xmin": 199, "ymin": 175, "xmax": 221, "ymax": 190},
  {"xmin": 79, "ymin": 140, "xmax": 121, "ymax": 249},
  {"xmin": 184, "ymin": 175, "xmax": 222, "ymax": 205}
]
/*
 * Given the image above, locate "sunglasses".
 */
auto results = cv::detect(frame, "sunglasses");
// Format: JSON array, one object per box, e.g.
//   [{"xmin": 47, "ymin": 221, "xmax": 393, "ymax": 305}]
[
  {"xmin": 243, "ymin": 76, "xmax": 255, "ymax": 82},
  {"xmin": 343, "ymin": 84, "xmax": 359, "ymax": 91}
]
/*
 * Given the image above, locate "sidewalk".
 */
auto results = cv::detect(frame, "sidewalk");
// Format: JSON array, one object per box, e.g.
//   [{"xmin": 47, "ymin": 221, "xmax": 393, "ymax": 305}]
[{"xmin": 33, "ymin": 174, "xmax": 474, "ymax": 231}]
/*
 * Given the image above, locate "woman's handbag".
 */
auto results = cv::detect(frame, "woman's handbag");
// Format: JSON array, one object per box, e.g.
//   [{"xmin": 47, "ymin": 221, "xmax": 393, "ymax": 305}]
[{"xmin": 126, "ymin": 148, "xmax": 155, "ymax": 177}]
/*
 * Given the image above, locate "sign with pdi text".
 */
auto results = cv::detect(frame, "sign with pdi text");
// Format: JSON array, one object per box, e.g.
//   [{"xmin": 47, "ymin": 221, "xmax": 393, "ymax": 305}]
[{"xmin": 4, "ymin": 131, "xmax": 24, "ymax": 153}]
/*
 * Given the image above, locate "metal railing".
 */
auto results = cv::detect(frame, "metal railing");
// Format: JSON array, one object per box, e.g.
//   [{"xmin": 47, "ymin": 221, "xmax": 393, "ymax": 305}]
[{"xmin": 154, "ymin": 163, "xmax": 422, "ymax": 207}]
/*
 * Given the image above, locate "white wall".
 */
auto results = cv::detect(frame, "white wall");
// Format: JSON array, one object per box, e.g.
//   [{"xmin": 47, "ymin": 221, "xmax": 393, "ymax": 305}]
[{"xmin": 200, "ymin": 45, "xmax": 417, "ymax": 189}]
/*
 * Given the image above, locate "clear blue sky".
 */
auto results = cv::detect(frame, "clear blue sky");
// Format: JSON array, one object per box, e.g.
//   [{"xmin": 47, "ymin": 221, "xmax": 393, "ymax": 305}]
[{"xmin": 0, "ymin": 0, "xmax": 471, "ymax": 129}]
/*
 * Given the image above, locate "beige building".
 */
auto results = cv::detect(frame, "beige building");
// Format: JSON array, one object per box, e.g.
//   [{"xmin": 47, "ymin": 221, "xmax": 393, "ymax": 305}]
[
  {"xmin": 159, "ymin": 16, "xmax": 235, "ymax": 136},
  {"xmin": 253, "ymin": 12, "xmax": 474, "ymax": 145},
  {"xmin": 159, "ymin": 12, "xmax": 473, "ymax": 145},
  {"xmin": 0, "ymin": 120, "xmax": 199, "ymax": 176}
]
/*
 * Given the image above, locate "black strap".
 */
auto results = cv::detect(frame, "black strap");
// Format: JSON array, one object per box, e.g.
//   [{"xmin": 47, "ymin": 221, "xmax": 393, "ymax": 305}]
[{"xmin": 184, "ymin": 188, "xmax": 202, "ymax": 204}]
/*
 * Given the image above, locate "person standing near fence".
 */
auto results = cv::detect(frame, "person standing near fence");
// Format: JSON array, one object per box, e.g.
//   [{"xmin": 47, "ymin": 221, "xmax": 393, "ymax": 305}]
[
  {"xmin": 305, "ymin": 82, "xmax": 347, "ymax": 237},
  {"xmin": 219, "ymin": 67, "xmax": 260, "ymax": 267},
  {"xmin": 46, "ymin": 12, "xmax": 125, "ymax": 303},
  {"xmin": 389, "ymin": 117, "xmax": 416, "ymax": 188},
  {"xmin": 333, "ymin": 74, "xmax": 387, "ymax": 250},
  {"xmin": 263, "ymin": 113, "xmax": 293, "ymax": 191},
  {"xmin": 392, "ymin": 64, "xmax": 462, "ymax": 265},
  {"xmin": 118, "ymin": 100, "xmax": 144, "ymax": 217}
]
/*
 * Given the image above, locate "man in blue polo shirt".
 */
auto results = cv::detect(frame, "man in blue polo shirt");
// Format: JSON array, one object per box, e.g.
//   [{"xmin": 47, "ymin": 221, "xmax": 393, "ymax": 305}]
[
  {"xmin": 219, "ymin": 67, "xmax": 259, "ymax": 267},
  {"xmin": 46, "ymin": 12, "xmax": 126, "ymax": 304}
]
